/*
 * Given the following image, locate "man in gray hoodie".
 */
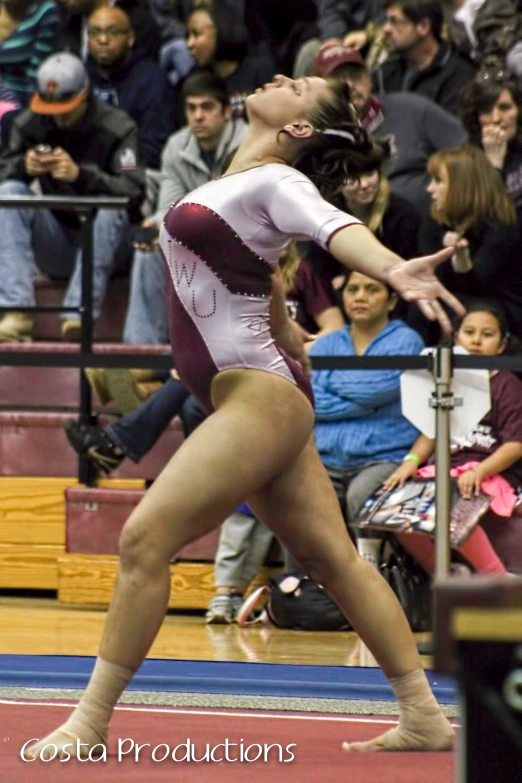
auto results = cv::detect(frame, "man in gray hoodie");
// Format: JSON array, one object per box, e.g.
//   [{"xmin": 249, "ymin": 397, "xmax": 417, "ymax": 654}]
[{"xmin": 123, "ymin": 70, "xmax": 247, "ymax": 344}]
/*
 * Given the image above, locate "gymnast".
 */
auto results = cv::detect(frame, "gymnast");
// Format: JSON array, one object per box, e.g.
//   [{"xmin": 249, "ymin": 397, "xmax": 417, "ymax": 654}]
[{"xmin": 27, "ymin": 74, "xmax": 462, "ymax": 759}]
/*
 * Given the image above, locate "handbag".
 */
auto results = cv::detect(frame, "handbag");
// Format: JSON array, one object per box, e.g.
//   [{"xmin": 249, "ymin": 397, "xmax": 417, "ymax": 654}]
[
  {"xmin": 236, "ymin": 574, "xmax": 351, "ymax": 631},
  {"xmin": 379, "ymin": 535, "xmax": 433, "ymax": 632}
]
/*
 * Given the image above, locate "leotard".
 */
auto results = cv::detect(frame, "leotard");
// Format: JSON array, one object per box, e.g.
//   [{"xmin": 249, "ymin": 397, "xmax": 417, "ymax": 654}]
[{"xmin": 159, "ymin": 163, "xmax": 360, "ymax": 412}]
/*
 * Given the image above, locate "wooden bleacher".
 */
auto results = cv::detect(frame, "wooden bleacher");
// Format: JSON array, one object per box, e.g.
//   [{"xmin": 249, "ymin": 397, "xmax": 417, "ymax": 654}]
[{"xmin": 0, "ymin": 276, "xmax": 278, "ymax": 609}]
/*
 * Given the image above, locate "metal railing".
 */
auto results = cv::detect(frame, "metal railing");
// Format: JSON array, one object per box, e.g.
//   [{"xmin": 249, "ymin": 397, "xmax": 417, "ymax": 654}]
[
  {"xmin": 1, "ymin": 193, "xmax": 522, "ymax": 577},
  {"xmin": 0, "ymin": 194, "xmax": 129, "ymax": 483}
]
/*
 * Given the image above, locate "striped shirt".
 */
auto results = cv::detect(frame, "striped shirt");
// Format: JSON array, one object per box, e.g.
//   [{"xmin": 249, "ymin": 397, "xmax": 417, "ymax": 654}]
[{"xmin": 0, "ymin": 1, "xmax": 60, "ymax": 105}]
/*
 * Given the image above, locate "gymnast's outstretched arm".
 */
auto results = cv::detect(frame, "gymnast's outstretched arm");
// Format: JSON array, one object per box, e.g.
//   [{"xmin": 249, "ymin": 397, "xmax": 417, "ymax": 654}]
[{"xmin": 328, "ymin": 225, "xmax": 464, "ymax": 332}]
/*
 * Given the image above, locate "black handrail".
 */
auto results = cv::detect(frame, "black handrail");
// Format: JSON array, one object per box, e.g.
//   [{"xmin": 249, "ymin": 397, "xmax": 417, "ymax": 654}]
[{"xmin": 0, "ymin": 194, "xmax": 129, "ymax": 484}]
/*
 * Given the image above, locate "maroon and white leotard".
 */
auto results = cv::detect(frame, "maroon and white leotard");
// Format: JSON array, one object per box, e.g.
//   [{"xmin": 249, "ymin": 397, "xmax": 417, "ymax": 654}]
[{"xmin": 159, "ymin": 163, "xmax": 360, "ymax": 412}]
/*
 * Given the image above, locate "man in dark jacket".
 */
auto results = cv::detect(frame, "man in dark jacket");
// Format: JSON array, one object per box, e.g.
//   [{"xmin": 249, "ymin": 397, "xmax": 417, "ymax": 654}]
[
  {"xmin": 374, "ymin": 0, "xmax": 476, "ymax": 114},
  {"xmin": 0, "ymin": 51, "xmax": 145, "ymax": 342},
  {"xmin": 58, "ymin": 0, "xmax": 161, "ymax": 62},
  {"xmin": 86, "ymin": 5, "xmax": 175, "ymax": 170}
]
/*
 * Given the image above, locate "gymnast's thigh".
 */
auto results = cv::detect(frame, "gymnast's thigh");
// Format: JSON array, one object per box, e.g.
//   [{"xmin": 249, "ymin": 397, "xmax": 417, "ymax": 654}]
[
  {"xmin": 247, "ymin": 437, "xmax": 359, "ymax": 574},
  {"xmin": 120, "ymin": 369, "xmax": 315, "ymax": 560}
]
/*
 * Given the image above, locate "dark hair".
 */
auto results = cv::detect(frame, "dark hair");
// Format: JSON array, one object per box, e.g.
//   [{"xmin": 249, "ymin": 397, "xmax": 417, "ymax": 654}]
[
  {"xmin": 455, "ymin": 300, "xmax": 522, "ymax": 355},
  {"xmin": 292, "ymin": 78, "xmax": 391, "ymax": 201},
  {"xmin": 190, "ymin": 2, "xmax": 249, "ymax": 64},
  {"xmin": 343, "ymin": 268, "xmax": 394, "ymax": 296},
  {"xmin": 459, "ymin": 77, "xmax": 522, "ymax": 147},
  {"xmin": 181, "ymin": 69, "xmax": 230, "ymax": 110},
  {"xmin": 382, "ymin": 0, "xmax": 444, "ymax": 43}
]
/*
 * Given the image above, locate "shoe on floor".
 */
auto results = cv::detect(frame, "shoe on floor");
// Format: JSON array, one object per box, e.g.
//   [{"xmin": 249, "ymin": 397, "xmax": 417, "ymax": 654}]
[
  {"xmin": 64, "ymin": 419, "xmax": 124, "ymax": 474},
  {"xmin": 61, "ymin": 318, "xmax": 82, "ymax": 341},
  {"xmin": 206, "ymin": 594, "xmax": 243, "ymax": 624},
  {"xmin": 0, "ymin": 312, "xmax": 32, "ymax": 342}
]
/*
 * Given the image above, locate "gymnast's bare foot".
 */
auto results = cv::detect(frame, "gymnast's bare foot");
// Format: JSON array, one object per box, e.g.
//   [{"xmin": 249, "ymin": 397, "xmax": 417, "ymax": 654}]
[
  {"xmin": 342, "ymin": 708, "xmax": 455, "ymax": 752},
  {"xmin": 24, "ymin": 719, "xmax": 107, "ymax": 760}
]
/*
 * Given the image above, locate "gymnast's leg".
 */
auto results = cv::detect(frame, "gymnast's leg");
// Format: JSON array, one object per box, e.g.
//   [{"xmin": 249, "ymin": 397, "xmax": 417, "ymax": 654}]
[
  {"xmin": 25, "ymin": 370, "xmax": 314, "ymax": 759},
  {"xmin": 247, "ymin": 436, "xmax": 455, "ymax": 753}
]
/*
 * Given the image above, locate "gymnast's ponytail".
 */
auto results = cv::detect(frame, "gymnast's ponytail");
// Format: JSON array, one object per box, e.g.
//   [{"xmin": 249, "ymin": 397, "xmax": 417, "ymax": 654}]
[{"xmin": 292, "ymin": 78, "xmax": 391, "ymax": 202}]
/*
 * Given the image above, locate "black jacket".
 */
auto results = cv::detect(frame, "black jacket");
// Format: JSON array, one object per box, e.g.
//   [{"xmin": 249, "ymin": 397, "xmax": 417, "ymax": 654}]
[
  {"xmin": 87, "ymin": 52, "xmax": 176, "ymax": 170},
  {"xmin": 0, "ymin": 93, "xmax": 145, "ymax": 226},
  {"xmin": 374, "ymin": 42, "xmax": 476, "ymax": 115}
]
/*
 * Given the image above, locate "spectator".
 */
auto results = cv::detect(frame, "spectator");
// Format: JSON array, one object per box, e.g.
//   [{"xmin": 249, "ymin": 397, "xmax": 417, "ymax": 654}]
[
  {"xmin": 386, "ymin": 301, "xmax": 522, "ymax": 575},
  {"xmin": 185, "ymin": 2, "xmax": 275, "ymax": 119},
  {"xmin": 374, "ymin": 0, "xmax": 476, "ymax": 114},
  {"xmin": 308, "ymin": 270, "xmax": 423, "ymax": 523},
  {"xmin": 292, "ymin": 0, "xmax": 375, "ymax": 78},
  {"xmin": 460, "ymin": 76, "xmax": 522, "ymax": 232},
  {"xmin": 58, "ymin": 0, "xmax": 160, "ymax": 62},
  {"xmin": 150, "ymin": 0, "xmax": 194, "ymax": 87},
  {"xmin": 301, "ymin": 133, "xmax": 422, "ymax": 289},
  {"xmin": 314, "ymin": 46, "xmax": 466, "ymax": 212},
  {"xmin": 443, "ymin": 0, "xmax": 522, "ymax": 78},
  {"xmin": 0, "ymin": 52, "xmax": 144, "ymax": 342},
  {"xmin": 416, "ymin": 144, "xmax": 520, "ymax": 343},
  {"xmin": 86, "ymin": 5, "xmax": 175, "ymax": 170},
  {"xmin": 122, "ymin": 70, "xmax": 247, "ymax": 345},
  {"xmin": 0, "ymin": 77, "xmax": 20, "ymax": 146},
  {"xmin": 0, "ymin": 0, "xmax": 60, "ymax": 106}
]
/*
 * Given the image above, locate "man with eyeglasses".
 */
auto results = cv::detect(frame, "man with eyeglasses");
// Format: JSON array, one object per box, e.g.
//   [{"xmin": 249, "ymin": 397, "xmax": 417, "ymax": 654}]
[
  {"xmin": 0, "ymin": 51, "xmax": 145, "ymax": 342},
  {"xmin": 374, "ymin": 0, "xmax": 476, "ymax": 114},
  {"xmin": 57, "ymin": 0, "xmax": 160, "ymax": 63},
  {"xmin": 86, "ymin": 5, "xmax": 175, "ymax": 170}
]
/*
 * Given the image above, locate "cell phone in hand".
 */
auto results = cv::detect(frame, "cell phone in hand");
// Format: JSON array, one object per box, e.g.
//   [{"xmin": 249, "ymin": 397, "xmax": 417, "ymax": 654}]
[
  {"xmin": 131, "ymin": 225, "xmax": 159, "ymax": 245},
  {"xmin": 34, "ymin": 144, "xmax": 52, "ymax": 155}
]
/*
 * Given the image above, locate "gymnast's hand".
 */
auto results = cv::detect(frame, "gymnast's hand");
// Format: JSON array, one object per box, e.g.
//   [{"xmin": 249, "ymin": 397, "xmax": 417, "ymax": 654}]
[
  {"xmin": 273, "ymin": 319, "xmax": 314, "ymax": 377},
  {"xmin": 386, "ymin": 247, "xmax": 465, "ymax": 334}
]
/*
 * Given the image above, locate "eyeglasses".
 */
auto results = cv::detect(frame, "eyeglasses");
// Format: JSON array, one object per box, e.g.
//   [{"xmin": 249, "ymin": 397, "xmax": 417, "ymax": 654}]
[{"xmin": 87, "ymin": 27, "xmax": 129, "ymax": 40}]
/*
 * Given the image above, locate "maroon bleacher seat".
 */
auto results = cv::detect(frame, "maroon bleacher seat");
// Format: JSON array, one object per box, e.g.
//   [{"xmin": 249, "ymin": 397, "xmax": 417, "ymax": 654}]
[
  {"xmin": 66, "ymin": 486, "xmax": 222, "ymax": 560},
  {"xmin": 34, "ymin": 275, "xmax": 130, "ymax": 341},
  {"xmin": 0, "ymin": 342, "xmax": 169, "ymax": 408},
  {"xmin": 0, "ymin": 411, "xmax": 183, "ymax": 479}
]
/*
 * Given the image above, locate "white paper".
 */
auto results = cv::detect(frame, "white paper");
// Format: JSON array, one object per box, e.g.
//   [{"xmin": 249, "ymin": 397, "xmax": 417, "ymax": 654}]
[{"xmin": 401, "ymin": 347, "xmax": 491, "ymax": 439}]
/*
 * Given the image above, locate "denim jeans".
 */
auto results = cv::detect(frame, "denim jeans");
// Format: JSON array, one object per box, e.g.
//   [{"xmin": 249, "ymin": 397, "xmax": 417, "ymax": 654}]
[
  {"xmin": 0, "ymin": 180, "xmax": 129, "ymax": 320},
  {"xmin": 106, "ymin": 377, "xmax": 207, "ymax": 462},
  {"xmin": 123, "ymin": 248, "xmax": 168, "ymax": 344}
]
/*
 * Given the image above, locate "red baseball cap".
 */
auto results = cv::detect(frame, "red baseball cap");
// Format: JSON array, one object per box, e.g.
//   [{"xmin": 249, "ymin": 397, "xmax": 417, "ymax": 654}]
[{"xmin": 314, "ymin": 44, "xmax": 365, "ymax": 78}]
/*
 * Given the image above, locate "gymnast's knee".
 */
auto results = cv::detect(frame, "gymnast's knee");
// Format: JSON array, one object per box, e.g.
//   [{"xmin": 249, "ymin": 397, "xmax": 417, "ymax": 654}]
[{"xmin": 118, "ymin": 515, "xmax": 166, "ymax": 574}]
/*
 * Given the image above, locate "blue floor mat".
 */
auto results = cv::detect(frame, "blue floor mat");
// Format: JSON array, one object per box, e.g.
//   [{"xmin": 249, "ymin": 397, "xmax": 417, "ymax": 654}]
[{"xmin": 0, "ymin": 655, "xmax": 457, "ymax": 704}]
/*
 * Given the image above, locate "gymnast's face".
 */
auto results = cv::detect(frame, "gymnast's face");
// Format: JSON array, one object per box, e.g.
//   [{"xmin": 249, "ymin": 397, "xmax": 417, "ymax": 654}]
[{"xmin": 246, "ymin": 75, "xmax": 332, "ymax": 133}]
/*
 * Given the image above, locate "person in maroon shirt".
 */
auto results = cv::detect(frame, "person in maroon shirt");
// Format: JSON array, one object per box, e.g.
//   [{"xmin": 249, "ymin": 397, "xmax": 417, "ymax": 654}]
[{"xmin": 384, "ymin": 301, "xmax": 522, "ymax": 574}]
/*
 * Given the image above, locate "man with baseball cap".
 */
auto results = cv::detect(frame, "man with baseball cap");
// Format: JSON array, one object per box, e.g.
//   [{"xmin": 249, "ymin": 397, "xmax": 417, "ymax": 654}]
[
  {"xmin": 314, "ymin": 43, "xmax": 466, "ymax": 213},
  {"xmin": 0, "ymin": 52, "xmax": 144, "ymax": 342}
]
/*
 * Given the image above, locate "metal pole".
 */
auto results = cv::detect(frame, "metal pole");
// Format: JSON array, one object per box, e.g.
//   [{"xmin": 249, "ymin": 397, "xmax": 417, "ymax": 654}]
[
  {"xmin": 432, "ymin": 344, "xmax": 453, "ymax": 578},
  {"xmin": 78, "ymin": 210, "xmax": 96, "ymax": 487}
]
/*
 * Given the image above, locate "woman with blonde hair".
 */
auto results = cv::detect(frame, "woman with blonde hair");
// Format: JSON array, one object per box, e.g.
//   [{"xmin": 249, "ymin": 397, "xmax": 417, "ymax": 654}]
[{"xmin": 417, "ymin": 143, "xmax": 521, "ymax": 341}]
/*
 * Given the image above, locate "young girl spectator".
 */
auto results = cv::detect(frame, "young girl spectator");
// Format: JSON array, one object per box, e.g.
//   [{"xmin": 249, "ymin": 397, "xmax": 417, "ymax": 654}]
[
  {"xmin": 416, "ymin": 144, "xmax": 520, "ymax": 342},
  {"xmin": 185, "ymin": 3, "xmax": 275, "ymax": 118},
  {"xmin": 301, "ymin": 141, "xmax": 421, "ymax": 294},
  {"xmin": 460, "ymin": 77, "xmax": 522, "ymax": 232},
  {"xmin": 384, "ymin": 302, "xmax": 522, "ymax": 575}
]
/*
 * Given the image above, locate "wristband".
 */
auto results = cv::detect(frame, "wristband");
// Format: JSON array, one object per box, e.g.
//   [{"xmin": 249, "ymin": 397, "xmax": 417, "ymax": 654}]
[{"xmin": 403, "ymin": 453, "xmax": 420, "ymax": 466}]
